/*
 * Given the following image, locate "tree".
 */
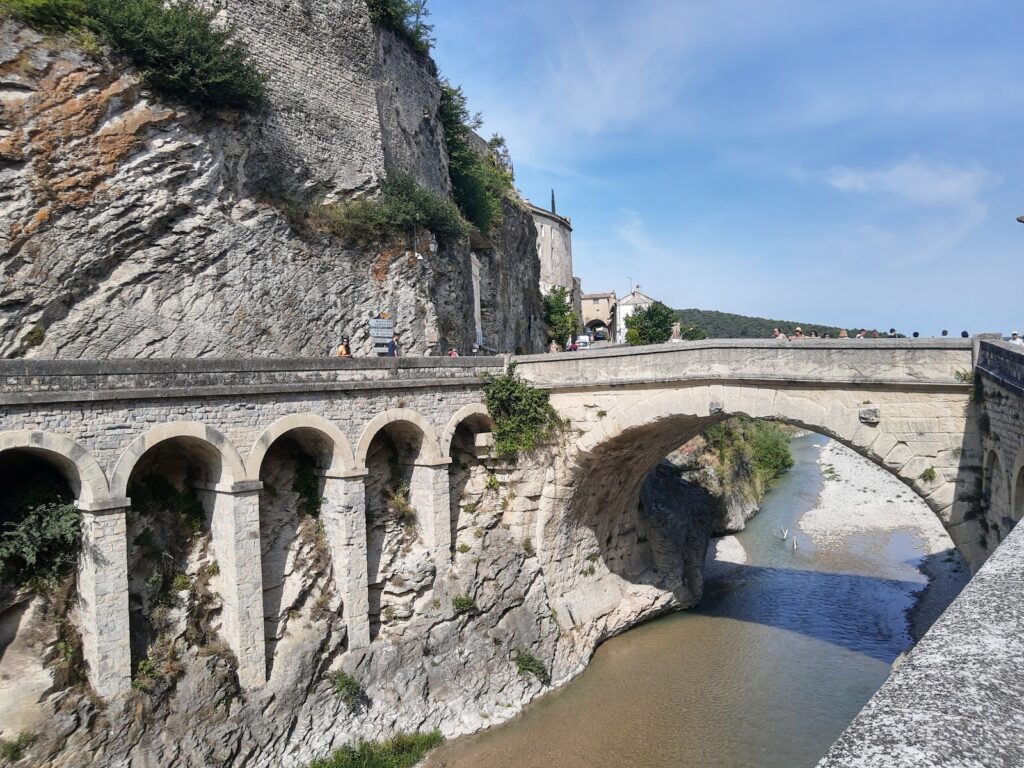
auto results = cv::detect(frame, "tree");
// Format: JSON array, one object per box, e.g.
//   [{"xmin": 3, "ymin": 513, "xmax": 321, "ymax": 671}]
[
  {"xmin": 676, "ymin": 324, "xmax": 707, "ymax": 340},
  {"xmin": 625, "ymin": 301, "xmax": 676, "ymax": 345},
  {"xmin": 542, "ymin": 286, "xmax": 578, "ymax": 347}
]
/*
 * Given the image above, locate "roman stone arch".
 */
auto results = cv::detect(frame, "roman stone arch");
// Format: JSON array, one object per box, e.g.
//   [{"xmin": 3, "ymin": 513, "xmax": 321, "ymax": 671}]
[
  {"xmin": 440, "ymin": 403, "xmax": 494, "ymax": 457},
  {"xmin": 355, "ymin": 408, "xmax": 444, "ymax": 469},
  {"xmin": 556, "ymin": 383, "xmax": 971, "ymax": 556},
  {"xmin": 442, "ymin": 404, "xmax": 495, "ymax": 561},
  {"xmin": 246, "ymin": 413, "xmax": 356, "ymax": 478},
  {"xmin": 110, "ymin": 422, "xmax": 247, "ymax": 498},
  {"xmin": 1013, "ymin": 446, "xmax": 1024, "ymax": 522},
  {"xmin": 0, "ymin": 430, "xmax": 108, "ymax": 503}
]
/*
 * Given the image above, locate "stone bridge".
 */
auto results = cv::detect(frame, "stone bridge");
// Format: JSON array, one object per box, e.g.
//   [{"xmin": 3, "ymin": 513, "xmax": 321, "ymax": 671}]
[{"xmin": 2, "ymin": 339, "xmax": 1022, "ymax": 744}]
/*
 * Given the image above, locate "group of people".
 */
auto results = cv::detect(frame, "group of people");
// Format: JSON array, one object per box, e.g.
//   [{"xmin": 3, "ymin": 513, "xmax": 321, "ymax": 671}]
[
  {"xmin": 770, "ymin": 327, "xmax": 999, "ymax": 341},
  {"xmin": 334, "ymin": 333, "xmax": 402, "ymax": 358},
  {"xmin": 333, "ymin": 334, "xmax": 472, "ymax": 357}
]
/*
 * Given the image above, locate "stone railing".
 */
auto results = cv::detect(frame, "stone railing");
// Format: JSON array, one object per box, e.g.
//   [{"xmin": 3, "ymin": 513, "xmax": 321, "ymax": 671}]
[
  {"xmin": 512, "ymin": 338, "xmax": 974, "ymax": 391},
  {"xmin": 977, "ymin": 340, "xmax": 1024, "ymax": 395},
  {"xmin": 0, "ymin": 356, "xmax": 505, "ymax": 405}
]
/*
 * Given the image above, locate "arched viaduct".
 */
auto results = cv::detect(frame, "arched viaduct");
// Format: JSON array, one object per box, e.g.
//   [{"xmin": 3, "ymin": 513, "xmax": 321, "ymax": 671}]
[{"xmin": 1, "ymin": 338, "xmax": 1021, "ymax": 743}]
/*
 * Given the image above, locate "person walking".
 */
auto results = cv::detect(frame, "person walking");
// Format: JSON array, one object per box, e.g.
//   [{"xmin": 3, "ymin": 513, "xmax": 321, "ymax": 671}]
[
  {"xmin": 548, "ymin": 339, "xmax": 560, "ymax": 353},
  {"xmin": 335, "ymin": 335, "xmax": 352, "ymax": 358},
  {"xmin": 447, "ymin": 347, "xmax": 459, "ymax": 357},
  {"xmin": 1010, "ymin": 332, "xmax": 1023, "ymax": 346},
  {"xmin": 386, "ymin": 332, "xmax": 401, "ymax": 357}
]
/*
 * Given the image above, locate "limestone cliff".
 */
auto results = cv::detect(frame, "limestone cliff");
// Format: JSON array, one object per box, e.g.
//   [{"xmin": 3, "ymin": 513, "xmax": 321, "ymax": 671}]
[
  {"xmin": 0, "ymin": 11, "xmax": 544, "ymax": 359},
  {"xmin": 1, "ymin": 430, "xmax": 711, "ymax": 767}
]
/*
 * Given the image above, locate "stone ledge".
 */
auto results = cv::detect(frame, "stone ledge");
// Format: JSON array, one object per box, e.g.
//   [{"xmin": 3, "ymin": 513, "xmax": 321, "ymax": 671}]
[
  {"xmin": 0, "ymin": 355, "xmax": 505, "ymax": 377},
  {"xmin": 0, "ymin": 375, "xmax": 490, "ymax": 406}
]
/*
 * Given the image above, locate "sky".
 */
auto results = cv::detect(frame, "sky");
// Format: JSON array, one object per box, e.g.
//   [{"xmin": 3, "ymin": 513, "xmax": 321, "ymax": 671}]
[{"xmin": 427, "ymin": 0, "xmax": 1024, "ymax": 335}]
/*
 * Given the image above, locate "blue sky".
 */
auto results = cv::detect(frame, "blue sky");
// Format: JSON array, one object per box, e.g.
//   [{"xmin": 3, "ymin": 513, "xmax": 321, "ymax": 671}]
[{"xmin": 428, "ymin": 0, "xmax": 1023, "ymax": 334}]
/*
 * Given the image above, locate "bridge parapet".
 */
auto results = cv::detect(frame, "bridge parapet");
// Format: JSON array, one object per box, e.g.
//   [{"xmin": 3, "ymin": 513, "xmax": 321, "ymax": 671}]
[
  {"xmin": 512, "ymin": 339, "xmax": 974, "ymax": 390},
  {"xmin": 977, "ymin": 340, "xmax": 1024, "ymax": 395},
  {"xmin": 0, "ymin": 356, "xmax": 504, "ymax": 405}
]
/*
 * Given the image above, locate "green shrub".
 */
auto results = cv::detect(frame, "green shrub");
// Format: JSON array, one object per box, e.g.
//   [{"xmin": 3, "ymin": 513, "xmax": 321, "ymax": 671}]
[
  {"xmin": 307, "ymin": 730, "xmax": 443, "ymax": 768},
  {"xmin": 1, "ymin": 0, "xmax": 266, "ymax": 109},
  {"xmin": 452, "ymin": 594, "xmax": 477, "ymax": 615},
  {"xmin": 483, "ymin": 364, "xmax": 563, "ymax": 457},
  {"xmin": 625, "ymin": 301, "xmax": 677, "ymax": 345},
  {"xmin": 456, "ymin": 543, "xmax": 470, "ymax": 554},
  {"xmin": 22, "ymin": 324, "xmax": 45, "ymax": 348},
  {"xmin": 543, "ymin": 286, "xmax": 579, "ymax": 347},
  {"xmin": 386, "ymin": 482, "xmax": 416, "ymax": 526},
  {"xmin": 439, "ymin": 82, "xmax": 513, "ymax": 233},
  {"xmin": 0, "ymin": 0, "xmax": 86, "ymax": 30},
  {"xmin": 365, "ymin": 0, "xmax": 433, "ymax": 55},
  {"xmin": 702, "ymin": 416, "xmax": 793, "ymax": 493},
  {"xmin": 301, "ymin": 173, "xmax": 467, "ymax": 246},
  {"xmin": 0, "ymin": 732, "xmax": 38, "ymax": 762},
  {"xmin": 0, "ymin": 467, "xmax": 81, "ymax": 588},
  {"xmin": 920, "ymin": 467, "xmax": 937, "ymax": 483},
  {"xmin": 328, "ymin": 670, "xmax": 367, "ymax": 712},
  {"xmin": 512, "ymin": 650, "xmax": 550, "ymax": 685}
]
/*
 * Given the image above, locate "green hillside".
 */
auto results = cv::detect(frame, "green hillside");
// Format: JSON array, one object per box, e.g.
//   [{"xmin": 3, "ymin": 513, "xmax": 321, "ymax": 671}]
[{"xmin": 673, "ymin": 308, "xmax": 851, "ymax": 339}]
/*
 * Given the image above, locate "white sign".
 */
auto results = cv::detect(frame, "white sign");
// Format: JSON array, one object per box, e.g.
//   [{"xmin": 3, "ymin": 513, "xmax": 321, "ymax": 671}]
[{"xmin": 368, "ymin": 318, "xmax": 395, "ymax": 329}]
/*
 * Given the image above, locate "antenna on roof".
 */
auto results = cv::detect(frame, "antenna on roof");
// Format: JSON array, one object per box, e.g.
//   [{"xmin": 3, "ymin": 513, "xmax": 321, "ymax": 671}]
[{"xmin": 550, "ymin": 189, "xmax": 556, "ymax": 215}]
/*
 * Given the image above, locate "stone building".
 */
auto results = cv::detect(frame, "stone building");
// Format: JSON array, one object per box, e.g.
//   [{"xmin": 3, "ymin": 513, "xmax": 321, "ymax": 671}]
[
  {"xmin": 529, "ymin": 202, "xmax": 582, "ymax": 323},
  {"xmin": 582, "ymin": 291, "xmax": 616, "ymax": 338},
  {"xmin": 614, "ymin": 286, "xmax": 656, "ymax": 341}
]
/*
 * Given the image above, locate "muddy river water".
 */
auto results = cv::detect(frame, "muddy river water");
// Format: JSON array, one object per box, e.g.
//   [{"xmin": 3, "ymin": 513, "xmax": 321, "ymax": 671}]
[{"xmin": 426, "ymin": 434, "xmax": 967, "ymax": 768}]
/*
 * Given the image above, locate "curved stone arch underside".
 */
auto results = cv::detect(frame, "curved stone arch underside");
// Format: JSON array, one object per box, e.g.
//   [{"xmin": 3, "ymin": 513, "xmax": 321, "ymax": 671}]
[
  {"xmin": 562, "ymin": 384, "xmax": 971, "ymax": 550},
  {"xmin": 0, "ymin": 430, "xmax": 109, "ymax": 503},
  {"xmin": 440, "ymin": 403, "xmax": 494, "ymax": 457},
  {"xmin": 110, "ymin": 421, "xmax": 248, "ymax": 498},
  {"xmin": 355, "ymin": 408, "xmax": 445, "ymax": 468},
  {"xmin": 245, "ymin": 413, "xmax": 357, "ymax": 478},
  {"xmin": 1013, "ymin": 448, "xmax": 1024, "ymax": 522}
]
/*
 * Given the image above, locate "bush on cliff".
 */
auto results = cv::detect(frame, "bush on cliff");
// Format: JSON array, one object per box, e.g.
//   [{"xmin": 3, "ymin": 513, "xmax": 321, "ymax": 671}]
[
  {"xmin": 483, "ymin": 364, "xmax": 563, "ymax": 457},
  {"xmin": 439, "ymin": 82, "xmax": 514, "ymax": 233},
  {"xmin": 366, "ymin": 0, "xmax": 433, "ymax": 55},
  {"xmin": 702, "ymin": 416, "xmax": 794, "ymax": 493},
  {"xmin": 1, "ymin": 0, "xmax": 266, "ymax": 109},
  {"xmin": 306, "ymin": 730, "xmax": 443, "ymax": 768},
  {"xmin": 299, "ymin": 172, "xmax": 468, "ymax": 246}
]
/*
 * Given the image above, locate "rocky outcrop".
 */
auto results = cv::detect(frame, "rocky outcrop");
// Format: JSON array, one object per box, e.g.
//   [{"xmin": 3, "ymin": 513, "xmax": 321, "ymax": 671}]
[
  {"xmin": 1, "ymin": 427, "xmax": 712, "ymax": 767},
  {"xmin": 0, "ymin": 16, "xmax": 544, "ymax": 359}
]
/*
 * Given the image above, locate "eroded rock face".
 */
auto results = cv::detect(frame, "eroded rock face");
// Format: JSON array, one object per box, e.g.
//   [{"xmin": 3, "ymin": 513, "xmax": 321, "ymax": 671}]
[
  {"xmin": 4, "ymin": 434, "xmax": 713, "ymax": 767},
  {"xmin": 0, "ymin": 21, "xmax": 544, "ymax": 359}
]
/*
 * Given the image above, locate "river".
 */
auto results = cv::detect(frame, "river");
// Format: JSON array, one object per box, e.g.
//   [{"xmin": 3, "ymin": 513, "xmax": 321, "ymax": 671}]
[{"xmin": 425, "ymin": 433, "xmax": 970, "ymax": 768}]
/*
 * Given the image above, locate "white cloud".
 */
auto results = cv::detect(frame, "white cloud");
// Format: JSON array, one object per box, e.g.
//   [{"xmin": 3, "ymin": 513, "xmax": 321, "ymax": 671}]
[{"xmin": 825, "ymin": 156, "xmax": 996, "ymax": 207}]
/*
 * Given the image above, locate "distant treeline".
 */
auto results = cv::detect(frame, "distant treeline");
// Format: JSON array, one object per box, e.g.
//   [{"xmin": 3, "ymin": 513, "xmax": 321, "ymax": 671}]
[{"xmin": 673, "ymin": 308, "xmax": 848, "ymax": 339}]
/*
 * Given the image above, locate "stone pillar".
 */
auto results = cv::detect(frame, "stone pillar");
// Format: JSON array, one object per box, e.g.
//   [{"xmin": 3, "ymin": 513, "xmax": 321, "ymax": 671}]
[
  {"xmin": 321, "ymin": 472, "xmax": 370, "ymax": 649},
  {"xmin": 77, "ymin": 498, "xmax": 131, "ymax": 699},
  {"xmin": 409, "ymin": 461, "xmax": 452, "ymax": 569},
  {"xmin": 206, "ymin": 480, "xmax": 266, "ymax": 690},
  {"xmin": 470, "ymin": 252, "xmax": 484, "ymax": 348}
]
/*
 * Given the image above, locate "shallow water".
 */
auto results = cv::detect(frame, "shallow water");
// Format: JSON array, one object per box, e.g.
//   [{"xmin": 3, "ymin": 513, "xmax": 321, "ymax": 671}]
[{"xmin": 426, "ymin": 435, "xmax": 942, "ymax": 768}]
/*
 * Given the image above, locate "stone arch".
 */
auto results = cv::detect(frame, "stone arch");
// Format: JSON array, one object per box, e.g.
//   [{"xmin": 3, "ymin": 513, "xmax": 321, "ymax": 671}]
[
  {"xmin": 440, "ymin": 403, "xmax": 494, "ymax": 457},
  {"xmin": 442, "ymin": 404, "xmax": 495, "ymax": 562},
  {"xmin": 558, "ymin": 383, "xmax": 972, "ymax": 561},
  {"xmin": 111, "ymin": 422, "xmax": 247, "ymax": 498},
  {"xmin": 246, "ymin": 413, "xmax": 356, "ymax": 478},
  {"xmin": 355, "ymin": 409, "xmax": 444, "ymax": 469},
  {"xmin": 1013, "ymin": 446, "xmax": 1024, "ymax": 522},
  {"xmin": 0, "ymin": 430, "xmax": 108, "ymax": 503}
]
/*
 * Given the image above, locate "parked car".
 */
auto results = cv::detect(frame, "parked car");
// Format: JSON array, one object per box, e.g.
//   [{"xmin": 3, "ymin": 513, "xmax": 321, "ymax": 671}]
[{"xmin": 593, "ymin": 330, "xmax": 607, "ymax": 341}]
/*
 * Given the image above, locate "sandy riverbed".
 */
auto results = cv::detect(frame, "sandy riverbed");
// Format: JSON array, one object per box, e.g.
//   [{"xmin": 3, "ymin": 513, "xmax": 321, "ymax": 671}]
[{"xmin": 799, "ymin": 440, "xmax": 970, "ymax": 640}]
